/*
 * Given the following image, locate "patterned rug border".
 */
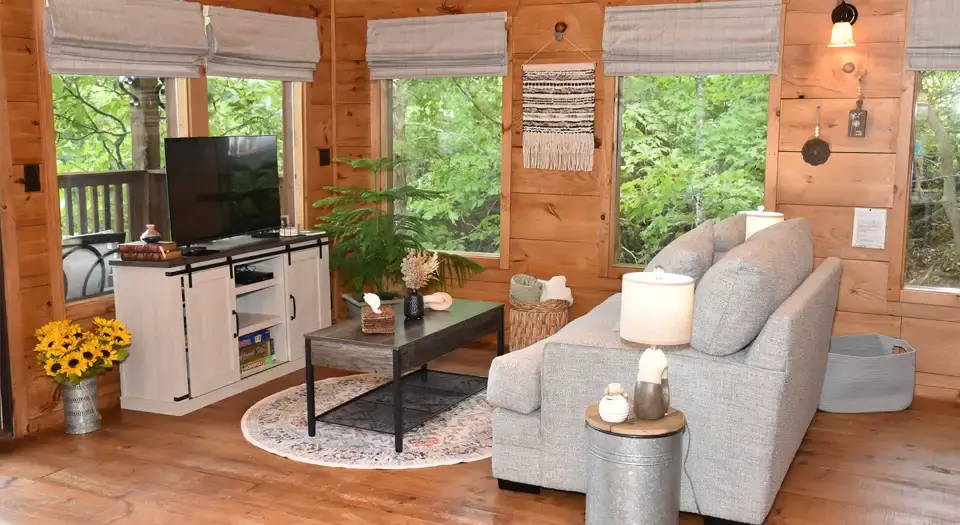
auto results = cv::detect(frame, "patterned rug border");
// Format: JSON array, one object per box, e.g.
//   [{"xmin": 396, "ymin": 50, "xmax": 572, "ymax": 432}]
[{"xmin": 240, "ymin": 374, "xmax": 493, "ymax": 470}]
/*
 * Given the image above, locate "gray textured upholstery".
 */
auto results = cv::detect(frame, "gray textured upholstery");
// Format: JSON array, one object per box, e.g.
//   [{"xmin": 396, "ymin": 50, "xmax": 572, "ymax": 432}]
[
  {"xmin": 487, "ymin": 249, "xmax": 842, "ymax": 524},
  {"xmin": 645, "ymin": 220, "xmax": 715, "ymax": 282},
  {"xmin": 693, "ymin": 219, "xmax": 813, "ymax": 356},
  {"xmin": 713, "ymin": 213, "xmax": 746, "ymax": 262}
]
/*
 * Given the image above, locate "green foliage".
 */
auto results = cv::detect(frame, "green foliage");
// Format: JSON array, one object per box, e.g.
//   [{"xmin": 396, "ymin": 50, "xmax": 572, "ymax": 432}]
[
  {"xmin": 314, "ymin": 157, "xmax": 484, "ymax": 295},
  {"xmin": 906, "ymin": 70, "xmax": 960, "ymax": 289},
  {"xmin": 390, "ymin": 77, "xmax": 502, "ymax": 253},
  {"xmin": 208, "ymin": 77, "xmax": 284, "ymax": 175},
  {"xmin": 617, "ymin": 75, "xmax": 768, "ymax": 264}
]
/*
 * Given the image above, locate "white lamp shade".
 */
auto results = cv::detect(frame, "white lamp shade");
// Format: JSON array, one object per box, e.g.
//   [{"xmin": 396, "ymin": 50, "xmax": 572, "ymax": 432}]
[
  {"xmin": 828, "ymin": 22, "xmax": 855, "ymax": 48},
  {"xmin": 740, "ymin": 210, "xmax": 785, "ymax": 238},
  {"xmin": 620, "ymin": 272, "xmax": 694, "ymax": 346}
]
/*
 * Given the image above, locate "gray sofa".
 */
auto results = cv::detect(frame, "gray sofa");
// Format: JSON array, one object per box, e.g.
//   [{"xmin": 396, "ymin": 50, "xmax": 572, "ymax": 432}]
[{"xmin": 487, "ymin": 218, "xmax": 842, "ymax": 524}]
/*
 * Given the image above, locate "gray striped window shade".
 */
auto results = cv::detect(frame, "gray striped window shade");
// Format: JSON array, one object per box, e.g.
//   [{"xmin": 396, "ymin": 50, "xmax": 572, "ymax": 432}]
[
  {"xmin": 206, "ymin": 6, "xmax": 321, "ymax": 82},
  {"xmin": 907, "ymin": 0, "xmax": 960, "ymax": 71},
  {"xmin": 366, "ymin": 13, "xmax": 508, "ymax": 80},
  {"xmin": 602, "ymin": 0, "xmax": 783, "ymax": 77},
  {"xmin": 44, "ymin": 0, "xmax": 207, "ymax": 78}
]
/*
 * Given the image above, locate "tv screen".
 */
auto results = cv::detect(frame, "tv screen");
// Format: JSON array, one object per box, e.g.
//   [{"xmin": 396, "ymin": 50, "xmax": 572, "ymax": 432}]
[{"xmin": 164, "ymin": 136, "xmax": 281, "ymax": 246}]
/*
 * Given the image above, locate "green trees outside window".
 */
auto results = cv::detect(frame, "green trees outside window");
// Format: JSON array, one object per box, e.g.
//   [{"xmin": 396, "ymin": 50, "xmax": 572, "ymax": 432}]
[
  {"xmin": 387, "ymin": 77, "xmax": 503, "ymax": 254},
  {"xmin": 908, "ymin": 71, "xmax": 960, "ymax": 290},
  {"xmin": 615, "ymin": 75, "xmax": 769, "ymax": 265},
  {"xmin": 207, "ymin": 77, "xmax": 284, "ymax": 177}
]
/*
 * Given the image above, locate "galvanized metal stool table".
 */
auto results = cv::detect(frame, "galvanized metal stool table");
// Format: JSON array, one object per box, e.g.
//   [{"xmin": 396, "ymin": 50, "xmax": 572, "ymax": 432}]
[{"xmin": 585, "ymin": 406, "xmax": 686, "ymax": 525}]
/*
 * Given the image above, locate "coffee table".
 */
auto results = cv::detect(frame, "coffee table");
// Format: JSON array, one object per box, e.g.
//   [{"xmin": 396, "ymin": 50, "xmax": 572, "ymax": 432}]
[{"xmin": 303, "ymin": 299, "xmax": 505, "ymax": 452}]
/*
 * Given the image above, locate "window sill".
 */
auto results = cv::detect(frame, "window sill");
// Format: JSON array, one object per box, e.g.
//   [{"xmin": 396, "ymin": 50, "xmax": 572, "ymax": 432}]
[
  {"xmin": 65, "ymin": 293, "xmax": 117, "ymax": 320},
  {"xmin": 900, "ymin": 287, "xmax": 960, "ymax": 308}
]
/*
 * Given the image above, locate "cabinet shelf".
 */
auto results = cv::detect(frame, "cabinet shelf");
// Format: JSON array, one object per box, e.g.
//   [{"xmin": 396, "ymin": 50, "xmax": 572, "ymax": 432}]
[
  {"xmin": 241, "ymin": 358, "xmax": 287, "ymax": 379},
  {"xmin": 234, "ymin": 279, "xmax": 280, "ymax": 296},
  {"xmin": 237, "ymin": 312, "xmax": 284, "ymax": 337}
]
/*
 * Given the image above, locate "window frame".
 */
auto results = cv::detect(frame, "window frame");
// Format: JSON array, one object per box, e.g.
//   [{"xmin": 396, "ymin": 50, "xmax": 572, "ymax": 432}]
[
  {"xmin": 378, "ymin": 76, "xmax": 509, "ymax": 262},
  {"xmin": 608, "ymin": 74, "xmax": 777, "ymax": 271}
]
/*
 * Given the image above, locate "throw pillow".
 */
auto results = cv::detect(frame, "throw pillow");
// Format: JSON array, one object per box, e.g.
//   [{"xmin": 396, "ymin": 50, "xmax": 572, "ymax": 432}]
[
  {"xmin": 692, "ymin": 219, "xmax": 813, "ymax": 356},
  {"xmin": 713, "ymin": 214, "xmax": 746, "ymax": 263},
  {"xmin": 645, "ymin": 220, "xmax": 715, "ymax": 283}
]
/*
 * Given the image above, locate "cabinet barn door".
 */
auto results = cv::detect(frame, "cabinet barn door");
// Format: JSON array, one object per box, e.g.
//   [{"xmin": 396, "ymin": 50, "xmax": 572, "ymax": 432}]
[
  {"xmin": 184, "ymin": 267, "xmax": 240, "ymax": 396},
  {"xmin": 285, "ymin": 248, "xmax": 325, "ymax": 361}
]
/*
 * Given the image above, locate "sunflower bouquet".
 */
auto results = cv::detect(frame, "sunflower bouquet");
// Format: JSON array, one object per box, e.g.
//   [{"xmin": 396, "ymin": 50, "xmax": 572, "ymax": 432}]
[{"xmin": 34, "ymin": 317, "xmax": 131, "ymax": 386}]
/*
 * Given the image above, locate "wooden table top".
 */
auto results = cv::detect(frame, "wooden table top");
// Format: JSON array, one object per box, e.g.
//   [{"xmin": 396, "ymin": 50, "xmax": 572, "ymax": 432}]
[
  {"xmin": 305, "ymin": 299, "xmax": 504, "ymax": 349},
  {"xmin": 585, "ymin": 405, "xmax": 686, "ymax": 437}
]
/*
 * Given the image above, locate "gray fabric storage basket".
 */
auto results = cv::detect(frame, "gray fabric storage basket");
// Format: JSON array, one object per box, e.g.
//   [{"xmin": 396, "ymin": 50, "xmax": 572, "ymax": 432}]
[{"xmin": 819, "ymin": 334, "xmax": 916, "ymax": 413}]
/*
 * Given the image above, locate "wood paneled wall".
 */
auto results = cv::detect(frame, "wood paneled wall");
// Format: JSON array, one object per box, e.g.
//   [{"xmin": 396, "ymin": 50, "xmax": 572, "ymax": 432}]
[{"xmin": 1, "ymin": 0, "xmax": 957, "ymax": 435}]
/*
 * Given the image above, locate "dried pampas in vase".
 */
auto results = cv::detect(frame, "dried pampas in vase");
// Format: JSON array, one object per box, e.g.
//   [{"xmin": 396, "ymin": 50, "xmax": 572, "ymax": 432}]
[{"xmin": 400, "ymin": 250, "xmax": 439, "ymax": 320}]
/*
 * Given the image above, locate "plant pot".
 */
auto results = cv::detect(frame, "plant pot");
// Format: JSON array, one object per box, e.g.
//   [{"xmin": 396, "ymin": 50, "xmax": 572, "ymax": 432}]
[
  {"xmin": 341, "ymin": 292, "xmax": 403, "ymax": 319},
  {"xmin": 62, "ymin": 377, "xmax": 101, "ymax": 435},
  {"xmin": 404, "ymin": 289, "xmax": 425, "ymax": 320}
]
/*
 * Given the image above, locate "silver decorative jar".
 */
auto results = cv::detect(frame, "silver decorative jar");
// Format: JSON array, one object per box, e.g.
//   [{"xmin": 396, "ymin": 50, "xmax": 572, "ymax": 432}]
[{"xmin": 62, "ymin": 377, "xmax": 101, "ymax": 435}]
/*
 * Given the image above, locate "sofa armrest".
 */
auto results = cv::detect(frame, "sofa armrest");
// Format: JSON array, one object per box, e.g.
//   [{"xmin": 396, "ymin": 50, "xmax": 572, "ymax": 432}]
[{"xmin": 487, "ymin": 344, "xmax": 543, "ymax": 414}]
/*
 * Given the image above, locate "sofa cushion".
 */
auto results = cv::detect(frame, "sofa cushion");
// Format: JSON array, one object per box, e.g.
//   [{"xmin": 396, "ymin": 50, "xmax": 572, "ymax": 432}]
[
  {"xmin": 645, "ymin": 220, "xmax": 715, "ymax": 283},
  {"xmin": 692, "ymin": 219, "xmax": 813, "ymax": 356},
  {"xmin": 713, "ymin": 214, "xmax": 746, "ymax": 262}
]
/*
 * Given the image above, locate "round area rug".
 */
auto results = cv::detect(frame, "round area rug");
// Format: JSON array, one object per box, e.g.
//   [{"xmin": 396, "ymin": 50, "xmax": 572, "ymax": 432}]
[{"xmin": 241, "ymin": 373, "xmax": 493, "ymax": 469}]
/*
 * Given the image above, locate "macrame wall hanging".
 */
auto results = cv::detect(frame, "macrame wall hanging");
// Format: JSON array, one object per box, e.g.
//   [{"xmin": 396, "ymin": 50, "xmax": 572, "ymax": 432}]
[{"xmin": 521, "ymin": 23, "xmax": 596, "ymax": 172}]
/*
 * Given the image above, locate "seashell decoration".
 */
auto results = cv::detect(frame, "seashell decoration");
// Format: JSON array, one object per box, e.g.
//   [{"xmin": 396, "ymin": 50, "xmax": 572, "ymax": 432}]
[{"xmin": 363, "ymin": 293, "xmax": 382, "ymax": 314}]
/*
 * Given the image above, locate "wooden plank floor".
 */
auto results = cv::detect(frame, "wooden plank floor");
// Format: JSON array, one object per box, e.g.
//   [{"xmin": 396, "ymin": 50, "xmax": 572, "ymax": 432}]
[{"xmin": 1, "ymin": 348, "xmax": 958, "ymax": 524}]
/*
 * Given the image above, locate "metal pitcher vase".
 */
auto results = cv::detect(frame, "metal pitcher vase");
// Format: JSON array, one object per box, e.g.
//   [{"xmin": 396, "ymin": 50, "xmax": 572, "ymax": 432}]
[{"xmin": 62, "ymin": 377, "xmax": 101, "ymax": 434}]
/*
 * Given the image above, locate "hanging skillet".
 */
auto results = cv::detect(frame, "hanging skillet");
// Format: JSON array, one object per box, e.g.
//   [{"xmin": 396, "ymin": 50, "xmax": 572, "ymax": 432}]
[{"xmin": 802, "ymin": 105, "xmax": 831, "ymax": 166}]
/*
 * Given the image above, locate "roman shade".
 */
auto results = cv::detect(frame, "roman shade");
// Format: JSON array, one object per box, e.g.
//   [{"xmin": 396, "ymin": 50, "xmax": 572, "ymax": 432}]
[
  {"xmin": 206, "ymin": 6, "xmax": 321, "ymax": 82},
  {"xmin": 907, "ymin": 0, "xmax": 960, "ymax": 70},
  {"xmin": 45, "ymin": 0, "xmax": 207, "ymax": 77},
  {"xmin": 602, "ymin": 0, "xmax": 783, "ymax": 77},
  {"xmin": 366, "ymin": 13, "xmax": 508, "ymax": 80}
]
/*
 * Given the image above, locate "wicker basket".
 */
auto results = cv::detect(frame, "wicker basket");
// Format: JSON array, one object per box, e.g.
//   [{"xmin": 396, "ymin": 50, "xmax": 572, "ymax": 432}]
[{"xmin": 509, "ymin": 298, "xmax": 571, "ymax": 351}]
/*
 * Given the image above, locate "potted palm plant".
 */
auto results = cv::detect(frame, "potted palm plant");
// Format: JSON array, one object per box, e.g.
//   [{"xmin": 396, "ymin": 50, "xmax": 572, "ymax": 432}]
[{"xmin": 314, "ymin": 157, "xmax": 483, "ymax": 317}]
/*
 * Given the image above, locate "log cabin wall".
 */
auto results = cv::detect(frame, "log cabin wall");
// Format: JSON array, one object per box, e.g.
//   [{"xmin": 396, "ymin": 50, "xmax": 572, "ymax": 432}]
[{"xmin": 0, "ymin": 0, "xmax": 956, "ymax": 436}]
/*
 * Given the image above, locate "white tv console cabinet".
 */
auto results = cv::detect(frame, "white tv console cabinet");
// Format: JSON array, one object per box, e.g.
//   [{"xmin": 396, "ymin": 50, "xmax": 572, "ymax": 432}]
[{"xmin": 112, "ymin": 233, "xmax": 332, "ymax": 415}]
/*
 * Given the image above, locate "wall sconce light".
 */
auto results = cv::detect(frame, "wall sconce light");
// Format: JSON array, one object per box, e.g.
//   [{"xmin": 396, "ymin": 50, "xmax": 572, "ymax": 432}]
[{"xmin": 828, "ymin": 1, "xmax": 858, "ymax": 48}]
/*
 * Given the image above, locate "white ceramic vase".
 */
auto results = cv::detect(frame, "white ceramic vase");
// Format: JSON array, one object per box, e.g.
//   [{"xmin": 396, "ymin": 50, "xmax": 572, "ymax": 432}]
[{"xmin": 598, "ymin": 394, "xmax": 630, "ymax": 423}]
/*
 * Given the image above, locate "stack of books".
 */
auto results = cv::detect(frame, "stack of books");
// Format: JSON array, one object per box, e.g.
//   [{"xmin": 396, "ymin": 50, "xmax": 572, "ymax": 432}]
[
  {"xmin": 118, "ymin": 241, "xmax": 181, "ymax": 261},
  {"xmin": 361, "ymin": 305, "xmax": 395, "ymax": 334},
  {"xmin": 239, "ymin": 329, "xmax": 275, "ymax": 378}
]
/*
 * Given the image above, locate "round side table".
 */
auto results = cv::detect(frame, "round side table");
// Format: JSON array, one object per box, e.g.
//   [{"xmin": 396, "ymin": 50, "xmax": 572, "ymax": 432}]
[{"xmin": 584, "ymin": 405, "xmax": 686, "ymax": 525}]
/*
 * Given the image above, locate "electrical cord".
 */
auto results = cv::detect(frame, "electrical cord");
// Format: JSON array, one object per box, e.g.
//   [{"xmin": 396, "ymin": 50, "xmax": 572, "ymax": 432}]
[{"xmin": 683, "ymin": 420, "xmax": 703, "ymax": 516}]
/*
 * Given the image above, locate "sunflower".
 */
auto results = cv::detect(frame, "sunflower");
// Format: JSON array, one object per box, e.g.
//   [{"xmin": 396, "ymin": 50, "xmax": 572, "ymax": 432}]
[
  {"xmin": 43, "ymin": 357, "xmax": 64, "ymax": 377},
  {"xmin": 60, "ymin": 351, "xmax": 90, "ymax": 378},
  {"xmin": 79, "ymin": 337, "xmax": 100, "ymax": 366},
  {"xmin": 111, "ymin": 327, "xmax": 131, "ymax": 347},
  {"xmin": 105, "ymin": 348, "xmax": 122, "ymax": 363},
  {"xmin": 34, "ymin": 331, "xmax": 62, "ymax": 354}
]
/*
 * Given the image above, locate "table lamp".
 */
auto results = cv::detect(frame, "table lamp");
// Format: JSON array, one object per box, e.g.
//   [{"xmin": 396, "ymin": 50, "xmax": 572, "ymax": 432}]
[
  {"xmin": 740, "ymin": 206, "xmax": 784, "ymax": 239},
  {"xmin": 620, "ymin": 268, "xmax": 694, "ymax": 419}
]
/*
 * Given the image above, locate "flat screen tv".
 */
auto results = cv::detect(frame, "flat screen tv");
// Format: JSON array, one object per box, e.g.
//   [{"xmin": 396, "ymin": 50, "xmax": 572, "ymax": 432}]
[{"xmin": 164, "ymin": 136, "xmax": 281, "ymax": 247}]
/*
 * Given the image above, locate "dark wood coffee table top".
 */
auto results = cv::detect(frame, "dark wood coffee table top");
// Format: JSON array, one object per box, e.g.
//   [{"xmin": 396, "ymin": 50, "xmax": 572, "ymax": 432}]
[{"xmin": 304, "ymin": 299, "xmax": 504, "ymax": 350}]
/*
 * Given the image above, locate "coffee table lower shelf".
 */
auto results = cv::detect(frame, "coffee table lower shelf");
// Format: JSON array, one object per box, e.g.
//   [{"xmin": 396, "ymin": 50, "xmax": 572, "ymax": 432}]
[{"xmin": 312, "ymin": 370, "xmax": 487, "ymax": 450}]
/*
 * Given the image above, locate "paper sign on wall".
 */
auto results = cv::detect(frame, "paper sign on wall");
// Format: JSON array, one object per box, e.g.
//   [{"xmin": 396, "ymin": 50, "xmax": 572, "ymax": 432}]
[{"xmin": 852, "ymin": 208, "xmax": 887, "ymax": 249}]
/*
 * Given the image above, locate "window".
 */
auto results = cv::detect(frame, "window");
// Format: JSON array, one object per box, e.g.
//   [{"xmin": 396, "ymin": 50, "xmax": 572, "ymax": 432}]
[
  {"xmin": 386, "ymin": 77, "xmax": 503, "ymax": 255},
  {"xmin": 207, "ymin": 77, "xmax": 284, "ymax": 175},
  {"xmin": 614, "ymin": 75, "xmax": 769, "ymax": 265},
  {"xmin": 907, "ymin": 71, "xmax": 960, "ymax": 291},
  {"xmin": 54, "ymin": 75, "xmax": 173, "ymax": 301}
]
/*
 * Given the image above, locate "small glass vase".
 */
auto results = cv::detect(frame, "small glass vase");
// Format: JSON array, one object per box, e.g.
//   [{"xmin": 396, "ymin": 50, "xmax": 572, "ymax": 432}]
[
  {"xmin": 62, "ymin": 377, "xmax": 101, "ymax": 435},
  {"xmin": 404, "ymin": 289, "xmax": 425, "ymax": 320},
  {"xmin": 140, "ymin": 224, "xmax": 162, "ymax": 243}
]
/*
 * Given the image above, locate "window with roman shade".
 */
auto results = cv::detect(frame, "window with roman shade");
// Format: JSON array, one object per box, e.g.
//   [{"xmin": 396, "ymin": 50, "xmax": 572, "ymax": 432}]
[
  {"xmin": 602, "ymin": 0, "xmax": 783, "ymax": 77},
  {"xmin": 907, "ymin": 0, "xmax": 960, "ymax": 71},
  {"xmin": 604, "ymin": 0, "xmax": 778, "ymax": 266},
  {"xmin": 205, "ymin": 6, "xmax": 321, "ymax": 82},
  {"xmin": 44, "ymin": 0, "xmax": 207, "ymax": 78},
  {"xmin": 366, "ymin": 12, "xmax": 508, "ymax": 80},
  {"xmin": 369, "ymin": 13, "xmax": 507, "ymax": 255}
]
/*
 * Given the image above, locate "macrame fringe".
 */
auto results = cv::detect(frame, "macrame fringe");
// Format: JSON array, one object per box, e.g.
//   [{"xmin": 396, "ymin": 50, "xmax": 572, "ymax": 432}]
[{"xmin": 523, "ymin": 132, "xmax": 594, "ymax": 172}]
